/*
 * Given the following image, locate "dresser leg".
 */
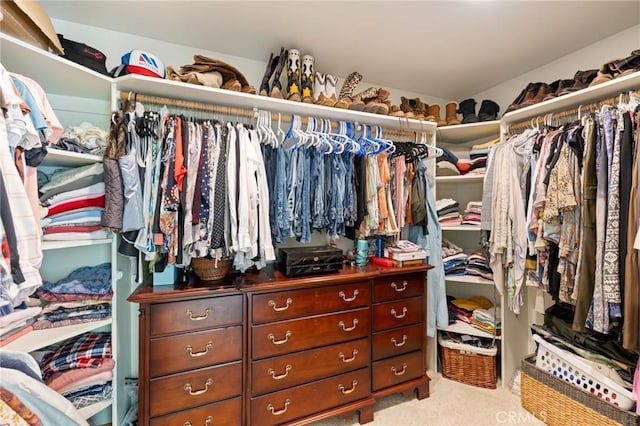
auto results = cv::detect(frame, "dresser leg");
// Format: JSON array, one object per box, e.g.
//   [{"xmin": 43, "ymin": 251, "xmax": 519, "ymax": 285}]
[
  {"xmin": 415, "ymin": 381, "xmax": 430, "ymax": 399},
  {"xmin": 358, "ymin": 404, "xmax": 375, "ymax": 424}
]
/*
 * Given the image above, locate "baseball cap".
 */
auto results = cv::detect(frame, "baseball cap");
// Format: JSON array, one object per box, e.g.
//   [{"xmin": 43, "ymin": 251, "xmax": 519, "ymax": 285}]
[{"xmin": 111, "ymin": 50, "xmax": 165, "ymax": 78}]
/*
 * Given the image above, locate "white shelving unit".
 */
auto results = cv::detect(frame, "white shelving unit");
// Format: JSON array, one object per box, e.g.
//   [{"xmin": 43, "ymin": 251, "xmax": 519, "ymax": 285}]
[
  {"xmin": 0, "ymin": 33, "xmax": 120, "ymax": 424},
  {"xmin": 438, "ymin": 321, "xmax": 502, "ymax": 340},
  {"xmin": 445, "ymin": 275, "xmax": 493, "ymax": 285}
]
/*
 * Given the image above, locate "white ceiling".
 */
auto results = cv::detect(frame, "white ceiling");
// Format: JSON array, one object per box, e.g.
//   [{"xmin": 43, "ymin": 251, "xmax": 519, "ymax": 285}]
[{"xmin": 41, "ymin": 1, "xmax": 640, "ymax": 100}]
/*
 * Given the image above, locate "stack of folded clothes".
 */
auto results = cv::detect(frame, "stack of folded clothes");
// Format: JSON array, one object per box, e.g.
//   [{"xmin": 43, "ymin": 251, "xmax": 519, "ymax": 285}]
[
  {"xmin": 447, "ymin": 295, "xmax": 501, "ymax": 336},
  {"xmin": 436, "ymin": 146, "xmax": 487, "ymax": 176},
  {"xmin": 442, "ymin": 239, "xmax": 467, "ymax": 275},
  {"xmin": 465, "ymin": 250, "xmax": 493, "ymax": 280},
  {"xmin": 436, "ymin": 198, "xmax": 461, "ymax": 227},
  {"xmin": 462, "ymin": 201, "xmax": 482, "ymax": 226},
  {"xmin": 0, "ymin": 306, "xmax": 42, "ymax": 346},
  {"xmin": 468, "ymin": 138, "xmax": 499, "ymax": 175},
  {"xmin": 40, "ymin": 332, "xmax": 113, "ymax": 410},
  {"xmin": 51, "ymin": 122, "xmax": 109, "ymax": 156},
  {"xmin": 39, "ymin": 163, "xmax": 107, "ymax": 241},
  {"xmin": 34, "ymin": 263, "xmax": 112, "ymax": 330}
]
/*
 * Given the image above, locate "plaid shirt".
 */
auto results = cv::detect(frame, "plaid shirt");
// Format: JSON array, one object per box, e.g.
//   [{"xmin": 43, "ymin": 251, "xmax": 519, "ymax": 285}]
[{"xmin": 41, "ymin": 332, "xmax": 111, "ymax": 379}]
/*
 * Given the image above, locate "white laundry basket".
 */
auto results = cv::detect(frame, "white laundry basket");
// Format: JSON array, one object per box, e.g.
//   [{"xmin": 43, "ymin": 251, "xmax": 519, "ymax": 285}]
[{"xmin": 533, "ymin": 334, "xmax": 635, "ymax": 410}]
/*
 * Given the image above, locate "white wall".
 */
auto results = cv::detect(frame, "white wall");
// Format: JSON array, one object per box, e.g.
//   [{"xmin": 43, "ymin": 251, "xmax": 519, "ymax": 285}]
[
  {"xmin": 52, "ymin": 19, "xmax": 449, "ymax": 108},
  {"xmin": 471, "ymin": 24, "xmax": 640, "ymax": 115}
]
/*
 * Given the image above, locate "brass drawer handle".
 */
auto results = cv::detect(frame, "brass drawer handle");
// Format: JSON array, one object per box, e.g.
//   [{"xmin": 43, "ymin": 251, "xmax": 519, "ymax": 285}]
[
  {"xmin": 338, "ymin": 349, "xmax": 359, "ymax": 363},
  {"xmin": 185, "ymin": 307, "xmax": 211, "ymax": 321},
  {"xmin": 391, "ymin": 307, "xmax": 408, "ymax": 319},
  {"xmin": 338, "ymin": 319, "xmax": 359, "ymax": 332},
  {"xmin": 268, "ymin": 331, "xmax": 292, "ymax": 345},
  {"xmin": 268, "ymin": 298, "xmax": 293, "ymax": 312},
  {"xmin": 184, "ymin": 416, "xmax": 212, "ymax": 426},
  {"xmin": 339, "ymin": 289, "xmax": 359, "ymax": 302},
  {"xmin": 392, "ymin": 363, "xmax": 408, "ymax": 376},
  {"xmin": 338, "ymin": 380, "xmax": 358, "ymax": 394},
  {"xmin": 184, "ymin": 378, "xmax": 213, "ymax": 396},
  {"xmin": 391, "ymin": 280, "xmax": 408, "ymax": 292},
  {"xmin": 267, "ymin": 364, "xmax": 292, "ymax": 380},
  {"xmin": 267, "ymin": 399, "xmax": 291, "ymax": 416},
  {"xmin": 185, "ymin": 341, "xmax": 213, "ymax": 357},
  {"xmin": 391, "ymin": 335, "xmax": 408, "ymax": 347}
]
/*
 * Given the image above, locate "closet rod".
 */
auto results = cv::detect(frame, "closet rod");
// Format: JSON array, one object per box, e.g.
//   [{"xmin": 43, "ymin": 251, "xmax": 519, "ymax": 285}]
[
  {"xmin": 507, "ymin": 89, "xmax": 640, "ymax": 133},
  {"xmin": 118, "ymin": 91, "xmax": 431, "ymax": 139}
]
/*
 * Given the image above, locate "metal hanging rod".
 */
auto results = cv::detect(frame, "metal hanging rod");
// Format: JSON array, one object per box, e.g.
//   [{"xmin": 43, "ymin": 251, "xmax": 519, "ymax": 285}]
[{"xmin": 117, "ymin": 91, "xmax": 433, "ymax": 139}]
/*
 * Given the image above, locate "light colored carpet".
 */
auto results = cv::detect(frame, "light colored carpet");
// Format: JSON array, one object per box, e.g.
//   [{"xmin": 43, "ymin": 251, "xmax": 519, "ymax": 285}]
[{"xmin": 313, "ymin": 373, "xmax": 545, "ymax": 426}]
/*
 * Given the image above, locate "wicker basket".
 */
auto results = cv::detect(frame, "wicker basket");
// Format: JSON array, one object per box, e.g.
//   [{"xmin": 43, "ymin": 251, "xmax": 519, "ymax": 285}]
[
  {"xmin": 521, "ymin": 356, "xmax": 639, "ymax": 426},
  {"xmin": 438, "ymin": 333, "xmax": 497, "ymax": 389},
  {"xmin": 190, "ymin": 257, "xmax": 233, "ymax": 282}
]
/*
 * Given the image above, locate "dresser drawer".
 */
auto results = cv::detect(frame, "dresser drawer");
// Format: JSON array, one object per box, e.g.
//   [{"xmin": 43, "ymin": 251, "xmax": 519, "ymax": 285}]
[
  {"xmin": 251, "ymin": 337, "xmax": 370, "ymax": 396},
  {"xmin": 252, "ymin": 308, "xmax": 370, "ymax": 360},
  {"xmin": 150, "ymin": 295, "xmax": 243, "ymax": 337},
  {"xmin": 252, "ymin": 282, "xmax": 370, "ymax": 323},
  {"xmin": 149, "ymin": 326, "xmax": 242, "ymax": 378},
  {"xmin": 150, "ymin": 397, "xmax": 242, "ymax": 426},
  {"xmin": 373, "ymin": 273, "xmax": 424, "ymax": 302},
  {"xmin": 250, "ymin": 368, "xmax": 370, "ymax": 426},
  {"xmin": 372, "ymin": 324, "xmax": 423, "ymax": 361},
  {"xmin": 372, "ymin": 296, "xmax": 424, "ymax": 332},
  {"xmin": 372, "ymin": 351, "xmax": 425, "ymax": 391},
  {"xmin": 149, "ymin": 361, "xmax": 242, "ymax": 417}
]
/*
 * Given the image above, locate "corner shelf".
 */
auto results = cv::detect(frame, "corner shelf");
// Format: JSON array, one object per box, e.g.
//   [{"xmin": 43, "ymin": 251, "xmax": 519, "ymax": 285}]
[
  {"xmin": 436, "ymin": 120, "xmax": 500, "ymax": 144},
  {"xmin": 436, "ymin": 174, "xmax": 484, "ymax": 183},
  {"xmin": 440, "ymin": 225, "xmax": 481, "ymax": 231},
  {"xmin": 445, "ymin": 275, "xmax": 493, "ymax": 285},
  {"xmin": 2, "ymin": 319, "xmax": 112, "ymax": 353},
  {"xmin": 438, "ymin": 321, "xmax": 501, "ymax": 340},
  {"xmin": 44, "ymin": 149, "xmax": 103, "ymax": 167},
  {"xmin": 42, "ymin": 238, "xmax": 112, "ymax": 251}
]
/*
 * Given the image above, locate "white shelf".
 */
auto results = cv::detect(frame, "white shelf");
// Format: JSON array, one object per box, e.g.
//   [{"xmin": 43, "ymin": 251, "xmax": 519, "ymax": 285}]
[
  {"xmin": 0, "ymin": 33, "xmax": 113, "ymax": 99},
  {"xmin": 114, "ymin": 74, "xmax": 438, "ymax": 133},
  {"xmin": 43, "ymin": 149, "xmax": 103, "ymax": 167},
  {"xmin": 436, "ymin": 174, "xmax": 484, "ymax": 183},
  {"xmin": 436, "ymin": 120, "xmax": 500, "ymax": 144},
  {"xmin": 42, "ymin": 238, "xmax": 112, "ymax": 251},
  {"xmin": 445, "ymin": 275, "xmax": 494, "ymax": 285},
  {"xmin": 502, "ymin": 70, "xmax": 640, "ymax": 125},
  {"xmin": 438, "ymin": 321, "xmax": 501, "ymax": 340},
  {"xmin": 440, "ymin": 225, "xmax": 481, "ymax": 231},
  {"xmin": 78, "ymin": 399, "xmax": 113, "ymax": 420},
  {"xmin": 2, "ymin": 319, "xmax": 112, "ymax": 353}
]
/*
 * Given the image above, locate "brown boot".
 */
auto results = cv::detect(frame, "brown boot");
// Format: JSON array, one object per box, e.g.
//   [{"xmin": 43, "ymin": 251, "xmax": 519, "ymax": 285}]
[
  {"xmin": 363, "ymin": 88, "xmax": 390, "ymax": 114},
  {"xmin": 409, "ymin": 98, "xmax": 426, "ymax": 119},
  {"xmin": 400, "ymin": 96, "xmax": 415, "ymax": 118},
  {"xmin": 445, "ymin": 102, "xmax": 461, "ymax": 125},
  {"xmin": 426, "ymin": 104, "xmax": 446, "ymax": 126},
  {"xmin": 349, "ymin": 87, "xmax": 378, "ymax": 111},
  {"xmin": 389, "ymin": 104, "xmax": 405, "ymax": 117}
]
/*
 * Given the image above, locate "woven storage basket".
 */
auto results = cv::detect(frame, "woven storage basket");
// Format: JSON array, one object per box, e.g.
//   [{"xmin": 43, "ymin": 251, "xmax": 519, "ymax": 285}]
[
  {"xmin": 190, "ymin": 257, "xmax": 232, "ymax": 281},
  {"xmin": 438, "ymin": 333, "xmax": 497, "ymax": 389},
  {"xmin": 521, "ymin": 356, "xmax": 639, "ymax": 426}
]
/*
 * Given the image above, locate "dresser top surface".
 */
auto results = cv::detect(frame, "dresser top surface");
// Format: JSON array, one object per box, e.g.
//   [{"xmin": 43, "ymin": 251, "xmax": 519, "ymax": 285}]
[{"xmin": 128, "ymin": 263, "xmax": 430, "ymax": 303}]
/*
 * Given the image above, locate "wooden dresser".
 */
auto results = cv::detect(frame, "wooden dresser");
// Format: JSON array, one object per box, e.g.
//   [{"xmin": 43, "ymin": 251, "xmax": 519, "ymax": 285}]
[{"xmin": 128, "ymin": 264, "xmax": 429, "ymax": 425}]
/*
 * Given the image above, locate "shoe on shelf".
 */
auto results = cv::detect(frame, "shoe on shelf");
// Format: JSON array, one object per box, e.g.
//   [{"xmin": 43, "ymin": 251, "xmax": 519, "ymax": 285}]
[
  {"xmin": 426, "ymin": 104, "xmax": 446, "ymax": 126},
  {"xmin": 334, "ymin": 71, "xmax": 363, "ymax": 109},
  {"xmin": 543, "ymin": 79, "xmax": 573, "ymax": 101},
  {"xmin": 519, "ymin": 83, "xmax": 552, "ymax": 108},
  {"xmin": 389, "ymin": 104, "xmax": 405, "ymax": 117},
  {"xmin": 270, "ymin": 47, "xmax": 287, "ymax": 99},
  {"xmin": 349, "ymin": 87, "xmax": 378, "ymax": 111},
  {"xmin": 400, "ymin": 96, "xmax": 415, "ymax": 118},
  {"xmin": 557, "ymin": 69, "xmax": 597, "ymax": 94},
  {"xmin": 408, "ymin": 97, "xmax": 427, "ymax": 120},
  {"xmin": 301, "ymin": 54, "xmax": 314, "ymax": 103},
  {"xmin": 286, "ymin": 48, "xmax": 302, "ymax": 101},
  {"xmin": 478, "ymin": 100, "xmax": 500, "ymax": 121},
  {"xmin": 363, "ymin": 88, "xmax": 390, "ymax": 115},
  {"xmin": 457, "ymin": 98, "xmax": 479, "ymax": 124},
  {"xmin": 613, "ymin": 50, "xmax": 640, "ymax": 77},
  {"xmin": 319, "ymin": 74, "xmax": 338, "ymax": 106},
  {"xmin": 313, "ymin": 72, "xmax": 326, "ymax": 104},
  {"xmin": 259, "ymin": 52, "xmax": 279, "ymax": 97},
  {"xmin": 445, "ymin": 102, "xmax": 460, "ymax": 126}
]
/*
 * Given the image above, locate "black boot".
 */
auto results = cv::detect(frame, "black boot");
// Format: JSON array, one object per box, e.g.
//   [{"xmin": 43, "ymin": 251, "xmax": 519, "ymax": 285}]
[
  {"xmin": 478, "ymin": 100, "xmax": 500, "ymax": 121},
  {"xmin": 270, "ymin": 47, "xmax": 287, "ymax": 99},
  {"xmin": 457, "ymin": 98, "xmax": 479, "ymax": 124},
  {"xmin": 259, "ymin": 52, "xmax": 279, "ymax": 96}
]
